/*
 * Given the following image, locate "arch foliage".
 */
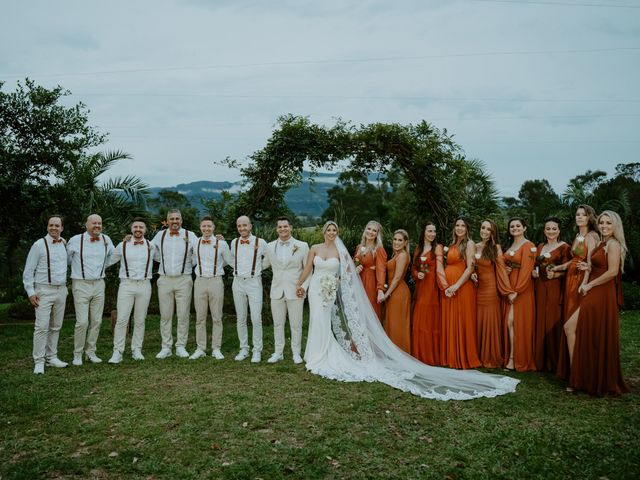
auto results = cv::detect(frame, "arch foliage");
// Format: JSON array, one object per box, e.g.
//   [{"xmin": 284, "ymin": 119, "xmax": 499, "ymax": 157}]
[{"xmin": 214, "ymin": 115, "xmax": 499, "ymax": 235}]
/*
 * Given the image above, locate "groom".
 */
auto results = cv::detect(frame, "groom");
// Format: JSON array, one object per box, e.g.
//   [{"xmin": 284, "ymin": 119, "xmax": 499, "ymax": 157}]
[{"xmin": 263, "ymin": 217, "xmax": 310, "ymax": 364}]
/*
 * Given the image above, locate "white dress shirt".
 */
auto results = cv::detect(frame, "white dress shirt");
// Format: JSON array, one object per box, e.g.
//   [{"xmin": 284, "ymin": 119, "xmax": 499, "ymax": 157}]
[
  {"xmin": 151, "ymin": 228, "xmax": 198, "ymax": 276},
  {"xmin": 108, "ymin": 239, "xmax": 154, "ymax": 279},
  {"xmin": 67, "ymin": 232, "xmax": 115, "ymax": 280},
  {"xmin": 193, "ymin": 237, "xmax": 232, "ymax": 278},
  {"xmin": 230, "ymin": 235, "xmax": 268, "ymax": 277},
  {"xmin": 23, "ymin": 235, "xmax": 68, "ymax": 296},
  {"xmin": 275, "ymin": 239, "xmax": 294, "ymax": 264}
]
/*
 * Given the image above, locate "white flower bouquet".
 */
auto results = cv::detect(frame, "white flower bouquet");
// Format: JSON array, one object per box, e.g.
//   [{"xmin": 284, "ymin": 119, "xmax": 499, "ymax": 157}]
[{"xmin": 320, "ymin": 275, "xmax": 340, "ymax": 307}]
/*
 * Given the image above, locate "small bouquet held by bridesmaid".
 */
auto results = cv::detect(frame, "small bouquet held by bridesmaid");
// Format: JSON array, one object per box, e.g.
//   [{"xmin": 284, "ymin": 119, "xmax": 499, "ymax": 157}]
[
  {"xmin": 536, "ymin": 251, "xmax": 555, "ymax": 272},
  {"xmin": 417, "ymin": 253, "xmax": 430, "ymax": 274},
  {"xmin": 320, "ymin": 275, "xmax": 340, "ymax": 307},
  {"xmin": 505, "ymin": 250, "xmax": 521, "ymax": 270},
  {"xmin": 354, "ymin": 246, "xmax": 367, "ymax": 268}
]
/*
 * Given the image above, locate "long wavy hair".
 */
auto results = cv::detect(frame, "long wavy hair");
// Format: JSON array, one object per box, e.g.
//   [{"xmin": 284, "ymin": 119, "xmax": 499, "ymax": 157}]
[
  {"xmin": 450, "ymin": 217, "xmax": 472, "ymax": 262},
  {"xmin": 414, "ymin": 221, "xmax": 437, "ymax": 267},
  {"xmin": 598, "ymin": 210, "xmax": 628, "ymax": 272},
  {"xmin": 480, "ymin": 219, "xmax": 499, "ymax": 263},
  {"xmin": 576, "ymin": 204, "xmax": 598, "ymax": 233},
  {"xmin": 359, "ymin": 220, "xmax": 384, "ymax": 251}
]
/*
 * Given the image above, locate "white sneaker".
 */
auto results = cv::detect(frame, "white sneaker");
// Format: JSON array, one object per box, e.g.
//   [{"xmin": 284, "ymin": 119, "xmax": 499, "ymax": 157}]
[
  {"xmin": 132, "ymin": 349, "xmax": 145, "ymax": 361},
  {"xmin": 189, "ymin": 349, "xmax": 206, "ymax": 360},
  {"xmin": 72, "ymin": 354, "xmax": 83, "ymax": 366},
  {"xmin": 234, "ymin": 349, "xmax": 249, "ymax": 361},
  {"xmin": 108, "ymin": 351, "xmax": 122, "ymax": 364},
  {"xmin": 212, "ymin": 349, "xmax": 225, "ymax": 360},
  {"xmin": 267, "ymin": 353, "xmax": 283, "ymax": 364},
  {"xmin": 251, "ymin": 352, "xmax": 261, "ymax": 363},
  {"xmin": 156, "ymin": 348, "xmax": 172, "ymax": 359},
  {"xmin": 85, "ymin": 353, "xmax": 102, "ymax": 364},
  {"xmin": 292, "ymin": 354, "xmax": 304, "ymax": 365},
  {"xmin": 33, "ymin": 363, "xmax": 45, "ymax": 375},
  {"xmin": 175, "ymin": 347, "xmax": 189, "ymax": 358},
  {"xmin": 46, "ymin": 357, "xmax": 68, "ymax": 368}
]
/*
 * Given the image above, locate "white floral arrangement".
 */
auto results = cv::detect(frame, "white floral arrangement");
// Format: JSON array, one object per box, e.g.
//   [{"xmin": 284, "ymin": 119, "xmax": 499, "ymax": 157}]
[
  {"xmin": 542, "ymin": 252, "xmax": 551, "ymax": 259},
  {"xmin": 320, "ymin": 275, "xmax": 340, "ymax": 307},
  {"xmin": 576, "ymin": 234, "xmax": 585, "ymax": 243},
  {"xmin": 508, "ymin": 250, "xmax": 516, "ymax": 257},
  {"xmin": 530, "ymin": 246, "xmax": 537, "ymax": 253},
  {"xmin": 474, "ymin": 253, "xmax": 481, "ymax": 260}
]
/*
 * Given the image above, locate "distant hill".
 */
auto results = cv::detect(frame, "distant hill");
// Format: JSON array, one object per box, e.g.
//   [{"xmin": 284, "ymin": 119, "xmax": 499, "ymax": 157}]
[{"xmin": 149, "ymin": 171, "xmax": 342, "ymax": 217}]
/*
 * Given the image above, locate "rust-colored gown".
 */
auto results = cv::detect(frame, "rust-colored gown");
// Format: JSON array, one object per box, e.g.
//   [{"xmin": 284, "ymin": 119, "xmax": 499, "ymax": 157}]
[
  {"xmin": 439, "ymin": 245, "xmax": 480, "ymax": 369},
  {"xmin": 502, "ymin": 241, "xmax": 537, "ymax": 372},
  {"xmin": 476, "ymin": 252, "xmax": 513, "ymax": 368},
  {"xmin": 384, "ymin": 254, "xmax": 411, "ymax": 353},
  {"xmin": 354, "ymin": 246, "xmax": 387, "ymax": 321},
  {"xmin": 411, "ymin": 246, "xmax": 442, "ymax": 365},
  {"xmin": 569, "ymin": 242, "xmax": 628, "ymax": 396},
  {"xmin": 534, "ymin": 243, "xmax": 571, "ymax": 372}
]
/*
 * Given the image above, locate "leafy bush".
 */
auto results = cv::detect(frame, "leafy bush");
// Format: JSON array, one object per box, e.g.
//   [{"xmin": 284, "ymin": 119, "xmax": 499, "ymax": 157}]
[
  {"xmin": 622, "ymin": 281, "xmax": 640, "ymax": 310},
  {"xmin": 8, "ymin": 296, "xmax": 34, "ymax": 320}
]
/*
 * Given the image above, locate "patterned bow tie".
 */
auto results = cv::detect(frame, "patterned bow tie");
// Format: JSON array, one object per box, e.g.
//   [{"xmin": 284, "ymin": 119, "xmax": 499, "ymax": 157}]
[
  {"xmin": 169, "ymin": 230, "xmax": 180, "ymax": 237},
  {"xmin": 90, "ymin": 236, "xmax": 100, "ymax": 242},
  {"xmin": 134, "ymin": 240, "xmax": 145, "ymax": 245},
  {"xmin": 279, "ymin": 241, "xmax": 290, "ymax": 247},
  {"xmin": 201, "ymin": 239, "xmax": 212, "ymax": 245},
  {"xmin": 240, "ymin": 238, "xmax": 251, "ymax": 245},
  {"xmin": 52, "ymin": 238, "xmax": 63, "ymax": 244}
]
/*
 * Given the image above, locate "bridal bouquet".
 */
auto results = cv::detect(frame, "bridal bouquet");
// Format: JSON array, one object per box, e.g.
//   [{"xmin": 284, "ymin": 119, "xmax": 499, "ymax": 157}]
[{"xmin": 320, "ymin": 275, "xmax": 340, "ymax": 307}]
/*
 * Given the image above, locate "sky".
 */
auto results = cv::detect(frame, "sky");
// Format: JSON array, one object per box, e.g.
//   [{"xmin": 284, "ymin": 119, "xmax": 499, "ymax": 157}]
[{"xmin": 2, "ymin": 0, "xmax": 639, "ymax": 197}]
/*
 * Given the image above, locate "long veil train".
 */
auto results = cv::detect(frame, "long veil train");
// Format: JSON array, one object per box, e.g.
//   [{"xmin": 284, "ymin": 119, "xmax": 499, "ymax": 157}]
[{"xmin": 328, "ymin": 237, "xmax": 519, "ymax": 400}]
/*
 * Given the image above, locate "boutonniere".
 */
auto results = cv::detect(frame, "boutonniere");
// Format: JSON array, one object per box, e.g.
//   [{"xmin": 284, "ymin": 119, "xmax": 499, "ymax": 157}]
[{"xmin": 292, "ymin": 245, "xmax": 299, "ymax": 255}]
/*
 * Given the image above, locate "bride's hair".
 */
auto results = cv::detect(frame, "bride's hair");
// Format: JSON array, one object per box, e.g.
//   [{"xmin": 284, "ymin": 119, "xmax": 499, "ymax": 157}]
[
  {"xmin": 359, "ymin": 220, "xmax": 383, "ymax": 251},
  {"xmin": 322, "ymin": 220, "xmax": 339, "ymax": 234}
]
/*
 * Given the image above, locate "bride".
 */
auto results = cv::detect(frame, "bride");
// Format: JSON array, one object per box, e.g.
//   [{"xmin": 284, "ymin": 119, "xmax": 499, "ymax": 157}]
[{"xmin": 295, "ymin": 221, "xmax": 519, "ymax": 401}]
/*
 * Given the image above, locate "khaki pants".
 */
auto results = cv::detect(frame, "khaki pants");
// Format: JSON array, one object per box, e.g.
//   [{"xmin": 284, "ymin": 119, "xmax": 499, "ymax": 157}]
[
  {"xmin": 113, "ymin": 279, "xmax": 151, "ymax": 354},
  {"xmin": 33, "ymin": 284, "xmax": 68, "ymax": 364},
  {"xmin": 157, "ymin": 275, "xmax": 193, "ymax": 349},
  {"xmin": 271, "ymin": 296, "xmax": 304, "ymax": 356},
  {"xmin": 72, "ymin": 279, "xmax": 105, "ymax": 356},
  {"xmin": 193, "ymin": 276, "xmax": 224, "ymax": 351},
  {"xmin": 232, "ymin": 276, "xmax": 263, "ymax": 353}
]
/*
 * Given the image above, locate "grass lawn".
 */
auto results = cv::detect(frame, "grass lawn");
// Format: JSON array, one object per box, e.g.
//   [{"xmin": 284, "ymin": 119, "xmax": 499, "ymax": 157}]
[{"xmin": 0, "ymin": 310, "xmax": 638, "ymax": 479}]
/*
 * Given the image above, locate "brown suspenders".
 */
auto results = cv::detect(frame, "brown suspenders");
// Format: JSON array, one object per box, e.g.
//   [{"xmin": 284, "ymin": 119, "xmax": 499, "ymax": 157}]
[
  {"xmin": 198, "ymin": 238, "xmax": 222, "ymax": 277},
  {"xmin": 161, "ymin": 229, "xmax": 190, "ymax": 275},
  {"xmin": 234, "ymin": 236, "xmax": 260, "ymax": 277},
  {"xmin": 123, "ymin": 239, "xmax": 151, "ymax": 278},
  {"xmin": 79, "ymin": 233, "xmax": 108, "ymax": 279}
]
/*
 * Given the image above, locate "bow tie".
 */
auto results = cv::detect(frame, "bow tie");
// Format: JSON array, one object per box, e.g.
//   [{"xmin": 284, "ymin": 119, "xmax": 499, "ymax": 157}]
[
  {"xmin": 134, "ymin": 240, "xmax": 145, "ymax": 245},
  {"xmin": 90, "ymin": 236, "xmax": 100, "ymax": 242},
  {"xmin": 279, "ymin": 241, "xmax": 290, "ymax": 247},
  {"xmin": 201, "ymin": 239, "xmax": 212, "ymax": 245},
  {"xmin": 169, "ymin": 230, "xmax": 180, "ymax": 237},
  {"xmin": 52, "ymin": 238, "xmax": 63, "ymax": 244},
  {"xmin": 240, "ymin": 239, "xmax": 251, "ymax": 245}
]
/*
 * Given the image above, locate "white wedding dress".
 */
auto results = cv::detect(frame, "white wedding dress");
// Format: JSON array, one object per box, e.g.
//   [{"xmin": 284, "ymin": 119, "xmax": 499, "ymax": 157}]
[{"xmin": 303, "ymin": 239, "xmax": 519, "ymax": 401}]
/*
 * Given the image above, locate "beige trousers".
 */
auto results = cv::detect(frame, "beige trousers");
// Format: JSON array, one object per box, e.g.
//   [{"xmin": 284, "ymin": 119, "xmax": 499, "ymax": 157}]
[
  {"xmin": 193, "ymin": 276, "xmax": 224, "ymax": 351},
  {"xmin": 72, "ymin": 279, "xmax": 105, "ymax": 356},
  {"xmin": 157, "ymin": 275, "xmax": 193, "ymax": 349},
  {"xmin": 33, "ymin": 284, "xmax": 68, "ymax": 364},
  {"xmin": 113, "ymin": 279, "xmax": 152, "ymax": 354},
  {"xmin": 232, "ymin": 276, "xmax": 263, "ymax": 353},
  {"xmin": 271, "ymin": 296, "xmax": 304, "ymax": 356}
]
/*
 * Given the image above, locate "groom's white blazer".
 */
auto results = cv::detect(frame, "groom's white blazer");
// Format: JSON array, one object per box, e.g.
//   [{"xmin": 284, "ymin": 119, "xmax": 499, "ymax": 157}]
[{"xmin": 264, "ymin": 238, "xmax": 310, "ymax": 299}]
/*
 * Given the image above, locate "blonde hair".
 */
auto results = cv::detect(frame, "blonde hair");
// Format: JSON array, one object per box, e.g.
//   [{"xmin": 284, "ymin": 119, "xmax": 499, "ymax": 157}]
[
  {"xmin": 598, "ymin": 210, "xmax": 628, "ymax": 272},
  {"xmin": 393, "ymin": 229, "xmax": 410, "ymax": 258},
  {"xmin": 359, "ymin": 220, "xmax": 384, "ymax": 251},
  {"xmin": 322, "ymin": 220, "xmax": 339, "ymax": 234}
]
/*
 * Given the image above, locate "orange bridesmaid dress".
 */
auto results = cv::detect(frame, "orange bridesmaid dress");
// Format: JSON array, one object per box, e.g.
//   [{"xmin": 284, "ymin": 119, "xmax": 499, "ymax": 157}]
[
  {"xmin": 502, "ymin": 241, "xmax": 537, "ymax": 372},
  {"xmin": 534, "ymin": 243, "xmax": 571, "ymax": 372},
  {"xmin": 476, "ymin": 253, "xmax": 513, "ymax": 368},
  {"xmin": 568, "ymin": 242, "xmax": 628, "ymax": 396},
  {"xmin": 384, "ymin": 254, "xmax": 411, "ymax": 353},
  {"xmin": 439, "ymin": 245, "xmax": 480, "ymax": 369},
  {"xmin": 354, "ymin": 246, "xmax": 387, "ymax": 320},
  {"xmin": 410, "ymin": 246, "xmax": 442, "ymax": 365}
]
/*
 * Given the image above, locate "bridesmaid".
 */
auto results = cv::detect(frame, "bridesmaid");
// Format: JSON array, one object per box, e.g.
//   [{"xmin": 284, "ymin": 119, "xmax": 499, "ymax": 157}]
[
  {"xmin": 554, "ymin": 205, "xmax": 599, "ymax": 380},
  {"xmin": 354, "ymin": 220, "xmax": 387, "ymax": 321},
  {"xmin": 410, "ymin": 222, "xmax": 443, "ymax": 365},
  {"xmin": 568, "ymin": 210, "xmax": 629, "ymax": 396},
  {"xmin": 437, "ymin": 218, "xmax": 481, "ymax": 369},
  {"xmin": 532, "ymin": 217, "xmax": 570, "ymax": 372},
  {"xmin": 382, "ymin": 230, "xmax": 411, "ymax": 353},
  {"xmin": 472, "ymin": 220, "xmax": 513, "ymax": 368},
  {"xmin": 502, "ymin": 217, "xmax": 537, "ymax": 372}
]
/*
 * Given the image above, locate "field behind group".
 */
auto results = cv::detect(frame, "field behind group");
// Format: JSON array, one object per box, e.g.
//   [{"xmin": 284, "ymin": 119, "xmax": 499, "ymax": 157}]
[{"xmin": 1, "ymin": 310, "xmax": 638, "ymax": 479}]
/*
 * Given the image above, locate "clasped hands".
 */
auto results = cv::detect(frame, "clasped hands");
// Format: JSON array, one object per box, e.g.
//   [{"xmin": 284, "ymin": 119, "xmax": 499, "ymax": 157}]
[{"xmin": 296, "ymin": 286, "xmax": 306, "ymax": 298}]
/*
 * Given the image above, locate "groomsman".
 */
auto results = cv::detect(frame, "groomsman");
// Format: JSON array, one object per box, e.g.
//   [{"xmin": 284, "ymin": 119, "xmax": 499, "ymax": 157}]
[
  {"xmin": 151, "ymin": 209, "xmax": 198, "ymax": 359},
  {"xmin": 229, "ymin": 215, "xmax": 267, "ymax": 363},
  {"xmin": 107, "ymin": 218, "xmax": 154, "ymax": 363},
  {"xmin": 190, "ymin": 216, "xmax": 232, "ymax": 360},
  {"xmin": 23, "ymin": 215, "xmax": 69, "ymax": 374},
  {"xmin": 263, "ymin": 217, "xmax": 309, "ymax": 364},
  {"xmin": 67, "ymin": 214, "xmax": 115, "ymax": 365}
]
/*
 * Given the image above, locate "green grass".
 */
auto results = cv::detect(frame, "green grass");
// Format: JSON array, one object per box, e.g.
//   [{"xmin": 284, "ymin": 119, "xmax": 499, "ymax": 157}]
[{"xmin": 1, "ymin": 310, "xmax": 639, "ymax": 479}]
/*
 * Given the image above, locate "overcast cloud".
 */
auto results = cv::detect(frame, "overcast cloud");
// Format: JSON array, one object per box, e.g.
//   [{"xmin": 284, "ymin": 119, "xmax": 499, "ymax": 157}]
[{"xmin": 2, "ymin": 0, "xmax": 639, "ymax": 196}]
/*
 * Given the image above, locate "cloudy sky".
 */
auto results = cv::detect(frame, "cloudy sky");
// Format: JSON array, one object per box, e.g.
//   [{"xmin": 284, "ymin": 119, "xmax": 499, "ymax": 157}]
[{"xmin": 2, "ymin": 0, "xmax": 639, "ymax": 197}]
